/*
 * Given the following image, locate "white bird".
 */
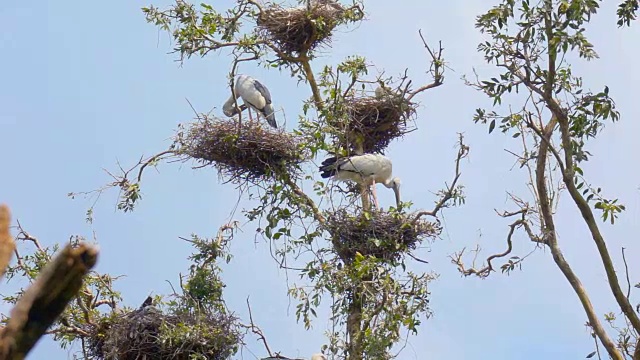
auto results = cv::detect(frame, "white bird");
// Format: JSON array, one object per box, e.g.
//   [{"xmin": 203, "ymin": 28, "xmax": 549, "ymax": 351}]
[
  {"xmin": 374, "ymin": 84, "xmax": 387, "ymax": 98},
  {"xmin": 319, "ymin": 153, "xmax": 401, "ymax": 209},
  {"xmin": 374, "ymin": 83, "xmax": 400, "ymax": 99},
  {"xmin": 222, "ymin": 74, "xmax": 277, "ymax": 128}
]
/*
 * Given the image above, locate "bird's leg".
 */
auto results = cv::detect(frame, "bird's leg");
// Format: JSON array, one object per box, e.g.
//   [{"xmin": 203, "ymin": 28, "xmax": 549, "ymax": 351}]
[
  {"xmin": 360, "ymin": 184, "xmax": 371, "ymax": 212},
  {"xmin": 247, "ymin": 107, "xmax": 254, "ymax": 126},
  {"xmin": 371, "ymin": 181, "xmax": 379, "ymax": 210}
]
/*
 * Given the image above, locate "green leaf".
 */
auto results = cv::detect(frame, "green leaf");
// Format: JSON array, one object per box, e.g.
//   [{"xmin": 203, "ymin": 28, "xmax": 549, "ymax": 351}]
[{"xmin": 489, "ymin": 119, "xmax": 496, "ymax": 134}]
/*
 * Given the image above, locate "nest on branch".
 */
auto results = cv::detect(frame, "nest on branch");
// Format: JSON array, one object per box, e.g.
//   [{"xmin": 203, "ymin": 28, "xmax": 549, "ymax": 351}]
[
  {"xmin": 257, "ymin": 1, "xmax": 346, "ymax": 54},
  {"xmin": 331, "ymin": 94, "xmax": 417, "ymax": 154},
  {"xmin": 86, "ymin": 306, "xmax": 241, "ymax": 360},
  {"xmin": 324, "ymin": 209, "xmax": 441, "ymax": 262},
  {"xmin": 174, "ymin": 116, "xmax": 306, "ymax": 184}
]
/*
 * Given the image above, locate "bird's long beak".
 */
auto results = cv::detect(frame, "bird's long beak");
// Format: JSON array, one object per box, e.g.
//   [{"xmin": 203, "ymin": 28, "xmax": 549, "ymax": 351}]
[{"xmin": 393, "ymin": 183, "xmax": 401, "ymax": 210}]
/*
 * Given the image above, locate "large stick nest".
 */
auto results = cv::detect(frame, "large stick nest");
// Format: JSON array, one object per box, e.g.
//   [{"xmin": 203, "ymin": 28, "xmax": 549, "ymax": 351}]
[
  {"xmin": 86, "ymin": 306, "xmax": 241, "ymax": 360},
  {"xmin": 174, "ymin": 116, "xmax": 307, "ymax": 184},
  {"xmin": 257, "ymin": 1, "xmax": 347, "ymax": 54},
  {"xmin": 324, "ymin": 209, "xmax": 441, "ymax": 262},
  {"xmin": 331, "ymin": 94, "xmax": 417, "ymax": 154}
]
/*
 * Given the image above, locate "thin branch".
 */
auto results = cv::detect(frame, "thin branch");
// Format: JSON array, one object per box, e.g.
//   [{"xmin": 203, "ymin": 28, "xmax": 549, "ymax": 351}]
[
  {"xmin": 244, "ymin": 297, "xmax": 273, "ymax": 357},
  {"xmin": 15, "ymin": 221, "xmax": 44, "ymax": 252},
  {"xmin": 137, "ymin": 150, "xmax": 177, "ymax": 182},
  {"xmin": 406, "ymin": 30, "xmax": 445, "ymax": 101},
  {"xmin": 281, "ymin": 175, "xmax": 326, "ymax": 225},
  {"xmin": 407, "ymin": 252, "xmax": 429, "ymax": 264},
  {"xmin": 412, "ymin": 133, "xmax": 468, "ymax": 223},
  {"xmin": 622, "ymin": 247, "xmax": 632, "ymax": 300},
  {"xmin": 0, "ymin": 243, "xmax": 99, "ymax": 359},
  {"xmin": 455, "ymin": 219, "xmax": 523, "ymax": 277}
]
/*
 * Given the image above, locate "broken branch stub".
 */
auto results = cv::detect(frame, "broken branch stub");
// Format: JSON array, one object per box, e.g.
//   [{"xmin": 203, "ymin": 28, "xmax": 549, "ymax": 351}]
[{"xmin": 0, "ymin": 243, "xmax": 99, "ymax": 359}]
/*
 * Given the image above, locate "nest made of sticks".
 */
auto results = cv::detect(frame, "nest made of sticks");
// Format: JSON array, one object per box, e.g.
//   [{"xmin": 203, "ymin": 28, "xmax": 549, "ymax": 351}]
[
  {"xmin": 257, "ymin": 1, "xmax": 347, "ymax": 54},
  {"xmin": 324, "ymin": 209, "xmax": 441, "ymax": 262},
  {"xmin": 332, "ymin": 94, "xmax": 417, "ymax": 154},
  {"xmin": 174, "ymin": 116, "xmax": 306, "ymax": 184},
  {"xmin": 86, "ymin": 306, "xmax": 241, "ymax": 360}
]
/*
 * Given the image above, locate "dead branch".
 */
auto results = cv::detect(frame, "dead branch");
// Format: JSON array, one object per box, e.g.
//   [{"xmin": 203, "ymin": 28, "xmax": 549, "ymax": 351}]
[
  {"xmin": 412, "ymin": 133, "xmax": 468, "ymax": 223},
  {"xmin": 243, "ymin": 297, "xmax": 273, "ymax": 358},
  {"xmin": 0, "ymin": 242, "xmax": 99, "ymax": 359},
  {"xmin": 455, "ymin": 219, "xmax": 523, "ymax": 277},
  {"xmin": 406, "ymin": 30, "xmax": 445, "ymax": 102},
  {"xmin": 0, "ymin": 205, "xmax": 15, "ymax": 280}
]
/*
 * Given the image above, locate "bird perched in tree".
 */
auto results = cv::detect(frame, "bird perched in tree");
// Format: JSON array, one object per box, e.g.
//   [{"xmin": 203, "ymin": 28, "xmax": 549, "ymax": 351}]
[
  {"xmin": 319, "ymin": 153, "xmax": 401, "ymax": 209},
  {"xmin": 222, "ymin": 74, "xmax": 277, "ymax": 128},
  {"xmin": 375, "ymin": 83, "xmax": 402, "ymax": 100},
  {"xmin": 374, "ymin": 84, "xmax": 389, "ymax": 98}
]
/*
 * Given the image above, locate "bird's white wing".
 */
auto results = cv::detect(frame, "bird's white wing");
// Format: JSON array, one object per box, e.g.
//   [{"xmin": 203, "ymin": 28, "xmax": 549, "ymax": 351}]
[
  {"xmin": 337, "ymin": 155, "xmax": 379, "ymax": 174},
  {"xmin": 340, "ymin": 154, "xmax": 393, "ymax": 183}
]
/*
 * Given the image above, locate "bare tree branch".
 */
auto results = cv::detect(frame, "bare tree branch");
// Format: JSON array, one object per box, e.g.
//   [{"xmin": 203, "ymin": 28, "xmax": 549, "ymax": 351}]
[
  {"xmin": 454, "ymin": 218, "xmax": 523, "ymax": 277},
  {"xmin": 406, "ymin": 30, "xmax": 444, "ymax": 101},
  {"xmin": 243, "ymin": 297, "xmax": 273, "ymax": 358},
  {"xmin": 412, "ymin": 133, "xmax": 468, "ymax": 223}
]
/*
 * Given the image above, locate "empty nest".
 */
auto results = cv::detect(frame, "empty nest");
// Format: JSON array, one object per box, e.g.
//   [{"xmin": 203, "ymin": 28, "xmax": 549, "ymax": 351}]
[
  {"xmin": 174, "ymin": 116, "xmax": 306, "ymax": 183},
  {"xmin": 257, "ymin": 0, "xmax": 346, "ymax": 54},
  {"xmin": 332, "ymin": 95, "xmax": 417, "ymax": 154},
  {"xmin": 324, "ymin": 209, "xmax": 441, "ymax": 262},
  {"xmin": 86, "ymin": 306, "xmax": 241, "ymax": 360}
]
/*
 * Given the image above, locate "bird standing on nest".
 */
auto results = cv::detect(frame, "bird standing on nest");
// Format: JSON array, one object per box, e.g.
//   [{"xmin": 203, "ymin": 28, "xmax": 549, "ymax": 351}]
[
  {"xmin": 319, "ymin": 153, "xmax": 401, "ymax": 210},
  {"xmin": 222, "ymin": 74, "xmax": 278, "ymax": 128}
]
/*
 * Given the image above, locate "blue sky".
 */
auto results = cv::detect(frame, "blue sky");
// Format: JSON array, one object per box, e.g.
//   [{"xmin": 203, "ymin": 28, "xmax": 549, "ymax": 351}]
[{"xmin": 1, "ymin": 0, "xmax": 639, "ymax": 359}]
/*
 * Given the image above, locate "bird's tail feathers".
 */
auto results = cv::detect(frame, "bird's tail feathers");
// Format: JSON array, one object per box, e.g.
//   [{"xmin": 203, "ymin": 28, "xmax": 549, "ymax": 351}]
[
  {"xmin": 320, "ymin": 156, "xmax": 338, "ymax": 167},
  {"xmin": 318, "ymin": 156, "xmax": 340, "ymax": 178}
]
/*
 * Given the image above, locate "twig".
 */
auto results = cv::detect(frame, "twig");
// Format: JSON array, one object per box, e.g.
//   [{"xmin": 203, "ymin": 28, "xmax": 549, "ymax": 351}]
[
  {"xmin": 412, "ymin": 133, "xmax": 468, "ymax": 224},
  {"xmin": 281, "ymin": 175, "xmax": 326, "ymax": 225},
  {"xmin": 0, "ymin": 205, "xmax": 15, "ymax": 280},
  {"xmin": 406, "ymin": 30, "xmax": 445, "ymax": 102},
  {"xmin": 456, "ymin": 219, "xmax": 524, "ymax": 277},
  {"xmin": 15, "ymin": 221, "xmax": 44, "ymax": 252},
  {"xmin": 137, "ymin": 150, "xmax": 176, "ymax": 182},
  {"xmin": 245, "ymin": 297, "xmax": 272, "ymax": 357},
  {"xmin": 0, "ymin": 243, "xmax": 99, "ymax": 359},
  {"xmin": 622, "ymin": 247, "xmax": 631, "ymax": 300},
  {"xmin": 407, "ymin": 252, "xmax": 429, "ymax": 264}
]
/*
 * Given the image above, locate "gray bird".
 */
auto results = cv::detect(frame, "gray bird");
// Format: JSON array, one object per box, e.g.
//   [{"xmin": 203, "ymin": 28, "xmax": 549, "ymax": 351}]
[{"xmin": 222, "ymin": 74, "xmax": 277, "ymax": 128}]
